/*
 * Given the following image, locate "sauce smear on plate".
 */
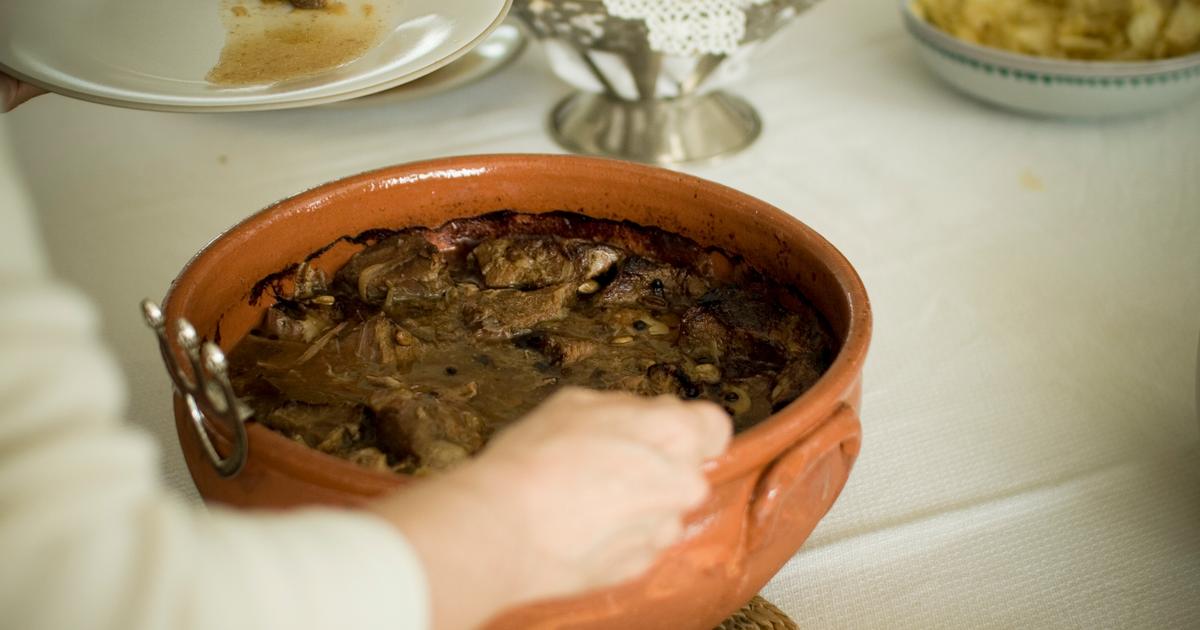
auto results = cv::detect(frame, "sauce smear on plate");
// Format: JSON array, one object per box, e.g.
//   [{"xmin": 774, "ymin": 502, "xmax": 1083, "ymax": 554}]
[{"xmin": 209, "ymin": 0, "xmax": 382, "ymax": 85}]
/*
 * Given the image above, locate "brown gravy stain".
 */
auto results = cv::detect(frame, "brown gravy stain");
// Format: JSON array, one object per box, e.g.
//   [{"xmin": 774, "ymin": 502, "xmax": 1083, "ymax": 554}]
[{"xmin": 209, "ymin": 0, "xmax": 383, "ymax": 86}]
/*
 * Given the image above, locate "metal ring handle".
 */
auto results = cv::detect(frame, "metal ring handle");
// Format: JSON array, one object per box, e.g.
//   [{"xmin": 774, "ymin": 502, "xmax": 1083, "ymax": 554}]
[{"xmin": 141, "ymin": 299, "xmax": 249, "ymax": 477}]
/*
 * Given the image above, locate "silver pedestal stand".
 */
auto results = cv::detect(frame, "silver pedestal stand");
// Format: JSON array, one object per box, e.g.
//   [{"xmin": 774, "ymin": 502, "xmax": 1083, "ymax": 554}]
[{"xmin": 513, "ymin": 0, "xmax": 817, "ymax": 165}]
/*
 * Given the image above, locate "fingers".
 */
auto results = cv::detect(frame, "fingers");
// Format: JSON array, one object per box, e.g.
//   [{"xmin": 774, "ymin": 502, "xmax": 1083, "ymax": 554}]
[
  {"xmin": 637, "ymin": 450, "xmax": 709, "ymax": 510},
  {"xmin": 683, "ymin": 399, "xmax": 734, "ymax": 460},
  {"xmin": 601, "ymin": 548, "xmax": 658, "ymax": 587},
  {"xmin": 499, "ymin": 387, "xmax": 730, "ymax": 510},
  {"xmin": 651, "ymin": 515, "xmax": 685, "ymax": 549},
  {"xmin": 458, "ymin": 387, "xmax": 729, "ymax": 603},
  {"xmin": 1, "ymin": 74, "xmax": 46, "ymax": 112},
  {"xmin": 590, "ymin": 435, "xmax": 710, "ymax": 511},
  {"xmin": 582, "ymin": 513, "xmax": 688, "ymax": 586},
  {"xmin": 589, "ymin": 393, "xmax": 733, "ymax": 466}
]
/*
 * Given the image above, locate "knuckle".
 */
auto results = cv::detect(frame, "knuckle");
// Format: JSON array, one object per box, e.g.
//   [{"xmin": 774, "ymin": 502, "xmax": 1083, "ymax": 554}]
[
  {"xmin": 653, "ymin": 517, "xmax": 684, "ymax": 548},
  {"xmin": 680, "ymin": 471, "xmax": 710, "ymax": 505}
]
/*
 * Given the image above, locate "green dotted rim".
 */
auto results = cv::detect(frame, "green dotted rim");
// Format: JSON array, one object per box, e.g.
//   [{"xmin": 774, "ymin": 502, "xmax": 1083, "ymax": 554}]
[{"xmin": 908, "ymin": 21, "xmax": 1200, "ymax": 88}]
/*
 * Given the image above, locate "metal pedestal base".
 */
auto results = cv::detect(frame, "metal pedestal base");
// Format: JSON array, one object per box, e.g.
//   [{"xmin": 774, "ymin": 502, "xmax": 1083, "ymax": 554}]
[{"xmin": 548, "ymin": 90, "xmax": 763, "ymax": 165}]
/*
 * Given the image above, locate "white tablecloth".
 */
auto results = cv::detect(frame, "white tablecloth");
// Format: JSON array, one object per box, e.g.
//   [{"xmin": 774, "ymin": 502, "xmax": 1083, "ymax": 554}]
[{"xmin": 4, "ymin": 0, "xmax": 1198, "ymax": 626}]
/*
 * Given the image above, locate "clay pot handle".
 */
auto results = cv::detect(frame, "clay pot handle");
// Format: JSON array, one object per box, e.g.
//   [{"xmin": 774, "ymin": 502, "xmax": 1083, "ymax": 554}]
[{"xmin": 747, "ymin": 404, "xmax": 862, "ymax": 553}]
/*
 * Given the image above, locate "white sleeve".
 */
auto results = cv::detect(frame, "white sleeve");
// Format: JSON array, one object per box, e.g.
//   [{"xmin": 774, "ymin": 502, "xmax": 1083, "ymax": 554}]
[{"xmin": 0, "ymin": 122, "xmax": 429, "ymax": 630}]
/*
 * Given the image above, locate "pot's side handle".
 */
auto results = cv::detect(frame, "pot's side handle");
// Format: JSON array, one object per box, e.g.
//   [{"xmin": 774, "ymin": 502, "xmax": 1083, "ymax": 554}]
[
  {"xmin": 746, "ymin": 404, "xmax": 862, "ymax": 553},
  {"xmin": 143, "ymin": 299, "xmax": 249, "ymax": 478}
]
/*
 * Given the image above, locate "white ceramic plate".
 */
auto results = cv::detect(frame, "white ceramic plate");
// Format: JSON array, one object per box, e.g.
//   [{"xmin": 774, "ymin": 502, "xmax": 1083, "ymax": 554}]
[
  {"xmin": 0, "ymin": 0, "xmax": 512, "ymax": 112},
  {"xmin": 322, "ymin": 21, "xmax": 526, "ymax": 109}
]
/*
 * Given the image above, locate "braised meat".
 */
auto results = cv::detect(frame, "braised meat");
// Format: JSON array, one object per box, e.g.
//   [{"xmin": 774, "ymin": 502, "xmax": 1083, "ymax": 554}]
[
  {"xmin": 371, "ymin": 390, "xmax": 490, "ymax": 472},
  {"xmin": 463, "ymin": 284, "xmax": 576, "ymax": 340},
  {"xmin": 266, "ymin": 402, "xmax": 364, "ymax": 450},
  {"xmin": 227, "ymin": 212, "xmax": 835, "ymax": 474},
  {"xmin": 336, "ymin": 234, "xmax": 454, "ymax": 313},
  {"xmin": 595, "ymin": 256, "xmax": 706, "ymax": 309},
  {"xmin": 679, "ymin": 286, "xmax": 791, "ymax": 379},
  {"xmin": 471, "ymin": 236, "xmax": 575, "ymax": 289}
]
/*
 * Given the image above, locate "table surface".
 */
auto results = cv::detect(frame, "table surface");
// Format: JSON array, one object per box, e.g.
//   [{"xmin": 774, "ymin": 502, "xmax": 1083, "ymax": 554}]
[{"xmin": 4, "ymin": 0, "xmax": 1199, "ymax": 627}]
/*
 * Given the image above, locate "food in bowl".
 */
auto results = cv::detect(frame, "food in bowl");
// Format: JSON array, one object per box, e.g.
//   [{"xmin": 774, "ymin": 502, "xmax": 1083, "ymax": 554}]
[
  {"xmin": 227, "ymin": 212, "xmax": 835, "ymax": 475},
  {"xmin": 912, "ymin": 0, "xmax": 1200, "ymax": 60},
  {"xmin": 902, "ymin": 0, "xmax": 1200, "ymax": 117},
  {"xmin": 162, "ymin": 155, "xmax": 870, "ymax": 629}
]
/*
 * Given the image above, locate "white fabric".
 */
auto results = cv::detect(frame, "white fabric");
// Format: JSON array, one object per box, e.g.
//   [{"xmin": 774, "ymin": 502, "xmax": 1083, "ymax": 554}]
[
  {"xmin": 0, "ymin": 122, "xmax": 429, "ymax": 630},
  {"xmin": 1, "ymin": 0, "xmax": 1197, "ymax": 626}
]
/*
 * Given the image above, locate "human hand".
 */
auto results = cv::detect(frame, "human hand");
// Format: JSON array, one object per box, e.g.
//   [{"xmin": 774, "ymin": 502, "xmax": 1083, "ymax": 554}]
[
  {"xmin": 472, "ymin": 387, "xmax": 731, "ymax": 592},
  {"xmin": 1, "ymin": 74, "xmax": 45, "ymax": 112},
  {"xmin": 369, "ymin": 387, "xmax": 732, "ymax": 630}
]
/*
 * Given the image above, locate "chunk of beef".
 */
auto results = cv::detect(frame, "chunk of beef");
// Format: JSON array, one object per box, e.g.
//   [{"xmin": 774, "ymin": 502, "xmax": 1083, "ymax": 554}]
[
  {"xmin": 594, "ymin": 256, "xmax": 708, "ymax": 309},
  {"xmin": 370, "ymin": 391, "xmax": 489, "ymax": 472},
  {"xmin": 514, "ymin": 331, "xmax": 600, "ymax": 367},
  {"xmin": 340, "ymin": 314, "xmax": 425, "ymax": 371},
  {"xmin": 592, "ymin": 307, "xmax": 676, "ymax": 339},
  {"xmin": 563, "ymin": 240, "xmax": 623, "ymax": 280},
  {"xmin": 290, "ymin": 261, "xmax": 329, "ymax": 300},
  {"xmin": 678, "ymin": 286, "xmax": 790, "ymax": 378},
  {"xmin": 769, "ymin": 360, "xmax": 823, "ymax": 410},
  {"xmin": 229, "ymin": 333, "xmax": 361, "ymax": 405},
  {"xmin": 636, "ymin": 363, "xmax": 701, "ymax": 398},
  {"xmin": 263, "ymin": 402, "xmax": 364, "ymax": 450},
  {"xmin": 782, "ymin": 306, "xmax": 835, "ymax": 357},
  {"xmin": 289, "ymin": 0, "xmax": 326, "ymax": 9},
  {"xmin": 263, "ymin": 302, "xmax": 336, "ymax": 343},
  {"xmin": 463, "ymin": 284, "xmax": 575, "ymax": 339},
  {"xmin": 266, "ymin": 314, "xmax": 422, "ymax": 376},
  {"xmin": 335, "ymin": 234, "xmax": 453, "ymax": 312},
  {"xmin": 346, "ymin": 447, "xmax": 390, "ymax": 472},
  {"xmin": 244, "ymin": 315, "xmax": 427, "ymax": 405},
  {"xmin": 471, "ymin": 236, "xmax": 574, "ymax": 289}
]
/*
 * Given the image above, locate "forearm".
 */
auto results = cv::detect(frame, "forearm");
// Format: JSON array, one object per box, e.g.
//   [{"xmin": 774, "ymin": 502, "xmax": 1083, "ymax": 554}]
[
  {"xmin": 369, "ymin": 462, "xmax": 538, "ymax": 630},
  {"xmin": 0, "ymin": 278, "xmax": 428, "ymax": 630}
]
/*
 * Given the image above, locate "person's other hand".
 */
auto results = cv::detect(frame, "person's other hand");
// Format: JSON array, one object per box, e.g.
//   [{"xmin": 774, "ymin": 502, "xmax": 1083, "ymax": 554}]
[
  {"xmin": 1, "ymin": 74, "xmax": 45, "ymax": 112},
  {"xmin": 369, "ymin": 387, "xmax": 732, "ymax": 630}
]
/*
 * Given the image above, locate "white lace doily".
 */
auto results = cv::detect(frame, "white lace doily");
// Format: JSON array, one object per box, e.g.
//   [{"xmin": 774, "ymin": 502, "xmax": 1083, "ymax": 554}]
[
  {"xmin": 517, "ymin": 0, "xmax": 815, "ymax": 99},
  {"xmin": 524, "ymin": 0, "xmax": 800, "ymax": 56},
  {"xmin": 603, "ymin": 0, "xmax": 773, "ymax": 56}
]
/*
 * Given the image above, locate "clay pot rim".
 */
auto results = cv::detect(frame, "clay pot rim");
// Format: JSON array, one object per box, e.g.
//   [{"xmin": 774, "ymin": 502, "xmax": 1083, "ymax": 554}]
[{"xmin": 164, "ymin": 154, "xmax": 871, "ymax": 488}]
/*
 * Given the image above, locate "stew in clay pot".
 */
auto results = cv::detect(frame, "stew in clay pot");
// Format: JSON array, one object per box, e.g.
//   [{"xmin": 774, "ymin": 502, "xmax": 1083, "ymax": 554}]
[
  {"xmin": 160, "ymin": 154, "xmax": 872, "ymax": 630},
  {"xmin": 227, "ymin": 212, "xmax": 835, "ymax": 475}
]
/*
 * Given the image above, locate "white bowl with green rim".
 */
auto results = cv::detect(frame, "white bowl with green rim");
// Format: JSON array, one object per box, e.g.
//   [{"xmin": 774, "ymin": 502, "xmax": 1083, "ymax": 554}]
[{"xmin": 901, "ymin": 1, "xmax": 1200, "ymax": 118}]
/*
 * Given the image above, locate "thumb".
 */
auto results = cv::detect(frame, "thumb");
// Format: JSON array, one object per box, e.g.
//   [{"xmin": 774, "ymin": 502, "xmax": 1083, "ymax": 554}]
[{"xmin": 1, "ymin": 74, "xmax": 46, "ymax": 112}]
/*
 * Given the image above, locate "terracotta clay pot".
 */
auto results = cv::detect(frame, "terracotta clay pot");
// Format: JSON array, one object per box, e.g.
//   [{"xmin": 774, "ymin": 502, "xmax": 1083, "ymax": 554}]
[{"xmin": 162, "ymin": 154, "xmax": 871, "ymax": 630}]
